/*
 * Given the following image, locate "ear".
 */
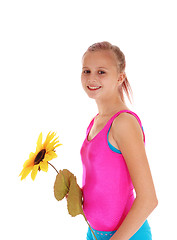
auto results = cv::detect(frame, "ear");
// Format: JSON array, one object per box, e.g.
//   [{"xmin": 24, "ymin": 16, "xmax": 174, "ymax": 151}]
[{"xmin": 118, "ymin": 72, "xmax": 126, "ymax": 83}]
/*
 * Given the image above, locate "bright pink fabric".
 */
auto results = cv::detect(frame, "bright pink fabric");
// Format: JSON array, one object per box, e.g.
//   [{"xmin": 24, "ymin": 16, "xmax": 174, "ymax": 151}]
[{"xmin": 80, "ymin": 110, "xmax": 145, "ymax": 231}]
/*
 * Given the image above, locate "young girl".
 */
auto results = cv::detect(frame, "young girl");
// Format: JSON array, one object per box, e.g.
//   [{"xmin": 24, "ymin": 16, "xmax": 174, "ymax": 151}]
[{"xmin": 80, "ymin": 41, "xmax": 158, "ymax": 240}]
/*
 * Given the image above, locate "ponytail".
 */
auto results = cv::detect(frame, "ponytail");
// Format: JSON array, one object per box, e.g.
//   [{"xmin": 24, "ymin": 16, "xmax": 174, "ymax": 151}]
[{"xmin": 119, "ymin": 77, "xmax": 133, "ymax": 104}]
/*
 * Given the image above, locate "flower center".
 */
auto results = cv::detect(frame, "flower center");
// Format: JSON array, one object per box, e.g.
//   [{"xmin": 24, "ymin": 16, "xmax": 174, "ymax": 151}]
[{"xmin": 34, "ymin": 149, "xmax": 46, "ymax": 165}]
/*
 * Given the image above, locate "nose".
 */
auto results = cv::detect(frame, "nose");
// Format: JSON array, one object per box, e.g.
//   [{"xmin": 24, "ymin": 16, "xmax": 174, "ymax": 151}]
[
  {"xmin": 87, "ymin": 79, "xmax": 99, "ymax": 87},
  {"xmin": 87, "ymin": 73, "xmax": 98, "ymax": 82},
  {"xmin": 88, "ymin": 78, "xmax": 97, "ymax": 83}
]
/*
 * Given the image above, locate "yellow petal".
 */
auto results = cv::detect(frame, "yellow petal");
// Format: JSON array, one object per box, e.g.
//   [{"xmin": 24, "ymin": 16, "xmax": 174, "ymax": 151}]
[
  {"xmin": 29, "ymin": 152, "xmax": 35, "ymax": 158},
  {"xmin": 19, "ymin": 168, "xmax": 24, "ymax": 177},
  {"xmin": 40, "ymin": 161, "xmax": 48, "ymax": 172},
  {"xmin": 20, "ymin": 167, "xmax": 33, "ymax": 180},
  {"xmin": 43, "ymin": 132, "xmax": 54, "ymax": 148},
  {"xmin": 46, "ymin": 140, "xmax": 59, "ymax": 152},
  {"xmin": 31, "ymin": 165, "xmax": 39, "ymax": 181},
  {"xmin": 23, "ymin": 153, "xmax": 35, "ymax": 168},
  {"xmin": 46, "ymin": 151, "xmax": 57, "ymax": 160},
  {"xmin": 42, "ymin": 154, "xmax": 50, "ymax": 162},
  {"xmin": 54, "ymin": 143, "xmax": 62, "ymax": 148},
  {"xmin": 36, "ymin": 132, "xmax": 43, "ymax": 153}
]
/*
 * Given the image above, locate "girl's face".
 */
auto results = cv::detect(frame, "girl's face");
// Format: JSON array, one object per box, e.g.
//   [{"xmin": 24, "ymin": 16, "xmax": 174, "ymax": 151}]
[{"xmin": 81, "ymin": 50, "xmax": 123, "ymax": 101}]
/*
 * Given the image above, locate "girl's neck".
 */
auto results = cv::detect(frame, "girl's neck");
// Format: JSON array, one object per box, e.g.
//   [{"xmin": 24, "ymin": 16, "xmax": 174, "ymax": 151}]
[{"xmin": 95, "ymin": 96, "xmax": 130, "ymax": 118}]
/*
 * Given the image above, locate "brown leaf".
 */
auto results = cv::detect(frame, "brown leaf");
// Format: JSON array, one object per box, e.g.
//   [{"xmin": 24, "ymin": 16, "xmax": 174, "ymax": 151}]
[
  {"xmin": 54, "ymin": 169, "xmax": 84, "ymax": 217},
  {"xmin": 67, "ymin": 174, "xmax": 84, "ymax": 217},
  {"xmin": 54, "ymin": 169, "xmax": 70, "ymax": 200}
]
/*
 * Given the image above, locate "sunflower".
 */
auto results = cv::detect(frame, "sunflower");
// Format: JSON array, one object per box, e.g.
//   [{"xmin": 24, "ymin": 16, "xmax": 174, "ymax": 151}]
[{"xmin": 19, "ymin": 131, "xmax": 62, "ymax": 181}]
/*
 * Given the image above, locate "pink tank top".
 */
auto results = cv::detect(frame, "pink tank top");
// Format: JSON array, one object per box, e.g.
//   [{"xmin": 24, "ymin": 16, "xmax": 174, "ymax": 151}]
[{"xmin": 80, "ymin": 110, "xmax": 145, "ymax": 231}]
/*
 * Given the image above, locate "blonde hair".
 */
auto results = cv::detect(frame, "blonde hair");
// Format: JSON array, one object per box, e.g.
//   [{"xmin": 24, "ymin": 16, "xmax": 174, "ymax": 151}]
[{"xmin": 82, "ymin": 41, "xmax": 133, "ymax": 104}]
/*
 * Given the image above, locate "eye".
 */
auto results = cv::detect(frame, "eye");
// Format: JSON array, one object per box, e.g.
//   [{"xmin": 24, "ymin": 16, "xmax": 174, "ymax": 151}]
[
  {"xmin": 98, "ymin": 70, "xmax": 105, "ymax": 74},
  {"xmin": 83, "ymin": 70, "xmax": 90, "ymax": 74}
]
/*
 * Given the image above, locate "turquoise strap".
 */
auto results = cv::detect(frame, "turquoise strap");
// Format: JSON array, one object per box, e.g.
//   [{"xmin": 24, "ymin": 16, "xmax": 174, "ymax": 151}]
[
  {"xmin": 107, "ymin": 126, "xmax": 122, "ymax": 154},
  {"xmin": 107, "ymin": 125, "xmax": 144, "ymax": 154}
]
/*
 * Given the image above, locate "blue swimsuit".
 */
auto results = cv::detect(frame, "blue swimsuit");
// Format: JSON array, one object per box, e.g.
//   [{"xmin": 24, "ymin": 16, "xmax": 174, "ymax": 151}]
[{"xmin": 87, "ymin": 219, "xmax": 152, "ymax": 240}]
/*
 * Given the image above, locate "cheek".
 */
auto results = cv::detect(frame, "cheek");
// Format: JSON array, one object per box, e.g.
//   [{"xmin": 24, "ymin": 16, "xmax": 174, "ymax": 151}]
[
  {"xmin": 81, "ymin": 74, "xmax": 89, "ymax": 83},
  {"xmin": 81, "ymin": 76, "xmax": 87, "ymax": 88},
  {"xmin": 100, "ymin": 76, "xmax": 108, "ymax": 85},
  {"xmin": 81, "ymin": 76, "xmax": 85, "ymax": 84}
]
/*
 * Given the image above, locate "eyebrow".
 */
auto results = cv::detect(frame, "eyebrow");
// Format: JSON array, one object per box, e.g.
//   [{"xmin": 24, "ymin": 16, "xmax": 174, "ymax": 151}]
[{"xmin": 82, "ymin": 67, "xmax": 108, "ymax": 69}]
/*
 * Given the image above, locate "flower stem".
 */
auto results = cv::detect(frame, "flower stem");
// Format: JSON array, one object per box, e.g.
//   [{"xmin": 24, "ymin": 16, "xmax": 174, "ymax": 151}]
[
  {"xmin": 48, "ymin": 162, "xmax": 59, "ymax": 174},
  {"xmin": 82, "ymin": 213, "xmax": 98, "ymax": 240}
]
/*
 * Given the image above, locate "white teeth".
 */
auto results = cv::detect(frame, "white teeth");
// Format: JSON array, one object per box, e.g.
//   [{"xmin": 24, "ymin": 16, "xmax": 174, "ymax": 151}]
[{"xmin": 88, "ymin": 86, "xmax": 101, "ymax": 89}]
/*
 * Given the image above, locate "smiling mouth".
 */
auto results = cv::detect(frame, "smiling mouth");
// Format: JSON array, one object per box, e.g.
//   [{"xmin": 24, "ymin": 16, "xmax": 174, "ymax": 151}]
[{"xmin": 87, "ymin": 86, "xmax": 102, "ymax": 90}]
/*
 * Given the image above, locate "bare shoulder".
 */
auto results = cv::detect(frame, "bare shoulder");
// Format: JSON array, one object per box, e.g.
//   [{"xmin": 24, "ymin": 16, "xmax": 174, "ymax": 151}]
[{"xmin": 111, "ymin": 112, "xmax": 144, "ymax": 144}]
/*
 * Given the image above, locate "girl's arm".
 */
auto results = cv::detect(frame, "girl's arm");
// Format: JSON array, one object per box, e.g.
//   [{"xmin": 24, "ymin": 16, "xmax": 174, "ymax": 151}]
[{"xmin": 110, "ymin": 113, "xmax": 158, "ymax": 240}]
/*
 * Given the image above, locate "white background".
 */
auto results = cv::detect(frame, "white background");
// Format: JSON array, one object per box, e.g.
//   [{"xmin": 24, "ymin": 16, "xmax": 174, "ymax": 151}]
[{"xmin": 0, "ymin": 0, "xmax": 176, "ymax": 239}]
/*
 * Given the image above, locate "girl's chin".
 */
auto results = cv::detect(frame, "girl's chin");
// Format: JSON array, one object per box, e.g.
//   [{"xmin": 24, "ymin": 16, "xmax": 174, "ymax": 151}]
[{"xmin": 86, "ymin": 91, "xmax": 101, "ymax": 99}]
